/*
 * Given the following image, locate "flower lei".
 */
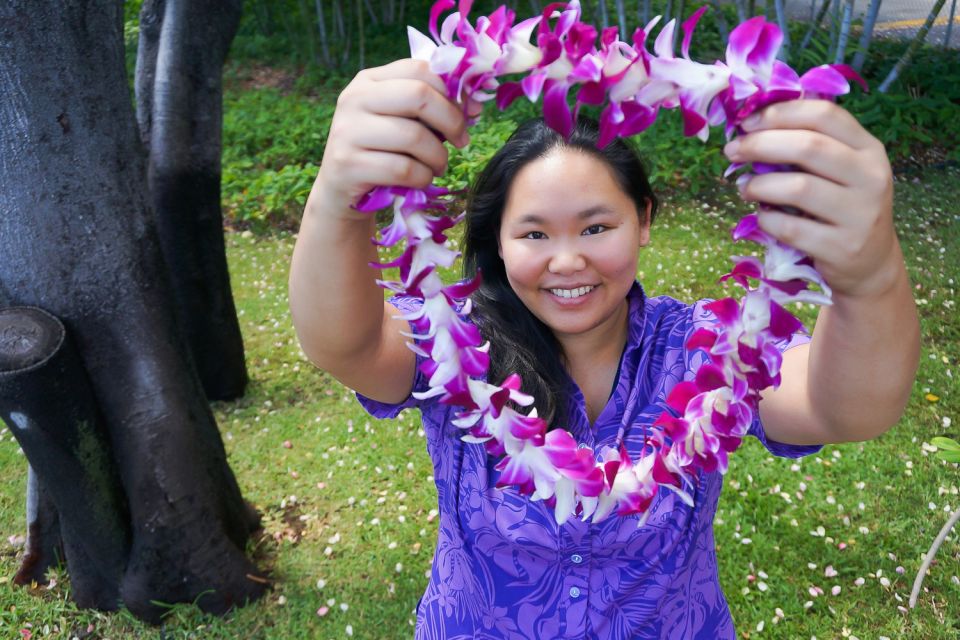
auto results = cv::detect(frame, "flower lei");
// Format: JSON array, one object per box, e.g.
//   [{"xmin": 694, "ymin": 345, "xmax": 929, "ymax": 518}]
[{"xmin": 355, "ymin": 0, "xmax": 865, "ymax": 526}]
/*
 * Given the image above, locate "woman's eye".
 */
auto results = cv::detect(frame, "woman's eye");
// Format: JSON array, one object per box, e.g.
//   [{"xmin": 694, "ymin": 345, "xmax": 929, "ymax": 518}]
[
  {"xmin": 523, "ymin": 231, "xmax": 546, "ymax": 240},
  {"xmin": 583, "ymin": 224, "xmax": 607, "ymax": 236}
]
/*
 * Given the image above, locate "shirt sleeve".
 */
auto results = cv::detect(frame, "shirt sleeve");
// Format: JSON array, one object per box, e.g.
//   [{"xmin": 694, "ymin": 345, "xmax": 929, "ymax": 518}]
[
  {"xmin": 355, "ymin": 295, "xmax": 434, "ymax": 420},
  {"xmin": 689, "ymin": 300, "xmax": 823, "ymax": 459}
]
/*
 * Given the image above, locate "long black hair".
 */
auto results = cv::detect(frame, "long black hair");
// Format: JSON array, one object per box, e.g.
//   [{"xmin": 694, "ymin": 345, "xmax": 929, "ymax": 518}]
[{"xmin": 463, "ymin": 117, "xmax": 659, "ymax": 427}]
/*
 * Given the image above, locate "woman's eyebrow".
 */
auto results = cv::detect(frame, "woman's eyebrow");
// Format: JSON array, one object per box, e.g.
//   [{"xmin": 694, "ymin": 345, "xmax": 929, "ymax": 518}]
[{"xmin": 513, "ymin": 205, "xmax": 616, "ymax": 226}]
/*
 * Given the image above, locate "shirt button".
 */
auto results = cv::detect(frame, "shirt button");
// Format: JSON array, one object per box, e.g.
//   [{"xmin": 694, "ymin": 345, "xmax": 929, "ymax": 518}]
[
  {"xmin": 569, "ymin": 587, "xmax": 581, "ymax": 598},
  {"xmin": 571, "ymin": 554, "xmax": 583, "ymax": 564}
]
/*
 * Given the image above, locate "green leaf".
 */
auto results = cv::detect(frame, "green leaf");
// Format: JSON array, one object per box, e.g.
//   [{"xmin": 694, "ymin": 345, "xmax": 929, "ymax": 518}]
[
  {"xmin": 931, "ymin": 437, "xmax": 960, "ymax": 451},
  {"xmin": 937, "ymin": 450, "xmax": 960, "ymax": 464}
]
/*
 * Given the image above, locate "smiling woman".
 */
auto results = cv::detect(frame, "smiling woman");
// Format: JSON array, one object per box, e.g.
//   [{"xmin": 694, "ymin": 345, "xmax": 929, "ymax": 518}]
[
  {"xmin": 465, "ymin": 118, "xmax": 658, "ymax": 428},
  {"xmin": 288, "ymin": 2, "xmax": 919, "ymax": 637}
]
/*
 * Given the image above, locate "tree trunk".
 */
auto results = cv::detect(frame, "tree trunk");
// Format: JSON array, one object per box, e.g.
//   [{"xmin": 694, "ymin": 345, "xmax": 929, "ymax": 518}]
[
  {"xmin": 735, "ymin": 0, "xmax": 748, "ymax": 22},
  {"xmin": 0, "ymin": 308, "xmax": 130, "ymax": 610},
  {"xmin": 357, "ymin": 0, "xmax": 366, "ymax": 70},
  {"xmin": 136, "ymin": 0, "xmax": 249, "ymax": 402},
  {"xmin": 944, "ymin": 0, "xmax": 956, "ymax": 47},
  {"xmin": 614, "ymin": 0, "xmax": 627, "ymax": 37},
  {"xmin": 852, "ymin": 0, "xmax": 883, "ymax": 73},
  {"xmin": 316, "ymin": 0, "xmax": 332, "ymax": 66},
  {"xmin": 709, "ymin": 0, "xmax": 730, "ymax": 43},
  {"xmin": 0, "ymin": 0, "xmax": 266, "ymax": 623},
  {"xmin": 834, "ymin": 0, "xmax": 854, "ymax": 64},
  {"xmin": 598, "ymin": 0, "xmax": 610, "ymax": 28},
  {"xmin": 774, "ymin": 0, "xmax": 790, "ymax": 61},
  {"xmin": 879, "ymin": 0, "xmax": 948, "ymax": 92},
  {"xmin": 14, "ymin": 468, "xmax": 64, "ymax": 587},
  {"xmin": 799, "ymin": 0, "xmax": 834, "ymax": 53}
]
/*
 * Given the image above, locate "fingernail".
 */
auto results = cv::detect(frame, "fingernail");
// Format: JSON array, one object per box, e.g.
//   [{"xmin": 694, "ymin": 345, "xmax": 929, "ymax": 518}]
[
  {"xmin": 724, "ymin": 139, "xmax": 740, "ymax": 158},
  {"xmin": 459, "ymin": 131, "xmax": 470, "ymax": 147}
]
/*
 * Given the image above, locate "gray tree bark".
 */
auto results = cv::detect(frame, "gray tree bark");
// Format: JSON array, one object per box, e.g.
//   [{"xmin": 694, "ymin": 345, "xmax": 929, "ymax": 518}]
[
  {"xmin": 0, "ymin": 0, "xmax": 265, "ymax": 623},
  {"xmin": 135, "ymin": 0, "xmax": 249, "ymax": 402},
  {"xmin": 852, "ymin": 0, "xmax": 883, "ymax": 73}
]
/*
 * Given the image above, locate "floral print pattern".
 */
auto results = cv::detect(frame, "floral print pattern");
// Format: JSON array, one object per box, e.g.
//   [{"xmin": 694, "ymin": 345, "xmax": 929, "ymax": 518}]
[{"xmin": 359, "ymin": 283, "xmax": 821, "ymax": 638}]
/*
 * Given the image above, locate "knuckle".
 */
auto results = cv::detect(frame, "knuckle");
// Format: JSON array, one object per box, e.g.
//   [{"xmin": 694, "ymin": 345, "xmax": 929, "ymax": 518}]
[
  {"xmin": 413, "ymin": 79, "xmax": 433, "ymax": 105},
  {"xmin": 778, "ymin": 218, "xmax": 799, "ymax": 244},
  {"xmin": 801, "ymin": 134, "xmax": 825, "ymax": 157},
  {"xmin": 394, "ymin": 157, "xmax": 417, "ymax": 183},
  {"xmin": 784, "ymin": 174, "xmax": 807, "ymax": 201},
  {"xmin": 410, "ymin": 58, "xmax": 431, "ymax": 76}
]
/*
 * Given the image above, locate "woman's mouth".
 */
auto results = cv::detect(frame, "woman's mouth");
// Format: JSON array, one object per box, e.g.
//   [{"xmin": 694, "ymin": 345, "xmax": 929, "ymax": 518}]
[{"xmin": 548, "ymin": 285, "xmax": 596, "ymax": 299}]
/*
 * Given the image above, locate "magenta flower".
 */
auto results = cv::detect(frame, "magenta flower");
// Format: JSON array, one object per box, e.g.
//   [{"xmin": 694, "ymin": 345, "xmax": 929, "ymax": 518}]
[{"xmin": 353, "ymin": 2, "xmax": 856, "ymax": 525}]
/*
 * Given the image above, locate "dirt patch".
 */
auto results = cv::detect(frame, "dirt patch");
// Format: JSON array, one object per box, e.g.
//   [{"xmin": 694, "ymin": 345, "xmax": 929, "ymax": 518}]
[{"xmin": 228, "ymin": 63, "xmax": 300, "ymax": 93}]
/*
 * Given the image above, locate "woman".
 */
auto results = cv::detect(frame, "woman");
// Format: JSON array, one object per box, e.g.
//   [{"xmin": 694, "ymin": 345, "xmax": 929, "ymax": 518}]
[{"xmin": 289, "ymin": 59, "xmax": 919, "ymax": 638}]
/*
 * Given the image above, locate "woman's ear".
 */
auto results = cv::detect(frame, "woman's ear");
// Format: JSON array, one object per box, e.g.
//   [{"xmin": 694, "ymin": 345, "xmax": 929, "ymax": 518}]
[
  {"xmin": 639, "ymin": 198, "xmax": 653, "ymax": 247},
  {"xmin": 497, "ymin": 234, "xmax": 503, "ymax": 259}
]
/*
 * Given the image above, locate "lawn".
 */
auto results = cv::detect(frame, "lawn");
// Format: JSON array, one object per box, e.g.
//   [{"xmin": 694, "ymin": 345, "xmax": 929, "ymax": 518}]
[{"xmin": 1, "ymin": 167, "xmax": 958, "ymax": 639}]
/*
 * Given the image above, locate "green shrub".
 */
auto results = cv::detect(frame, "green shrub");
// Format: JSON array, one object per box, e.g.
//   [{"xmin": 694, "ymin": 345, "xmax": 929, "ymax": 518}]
[{"xmin": 224, "ymin": 161, "xmax": 318, "ymax": 229}]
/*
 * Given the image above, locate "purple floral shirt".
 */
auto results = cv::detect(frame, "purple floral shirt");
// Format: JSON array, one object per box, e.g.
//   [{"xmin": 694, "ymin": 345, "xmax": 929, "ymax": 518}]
[{"xmin": 359, "ymin": 283, "xmax": 821, "ymax": 639}]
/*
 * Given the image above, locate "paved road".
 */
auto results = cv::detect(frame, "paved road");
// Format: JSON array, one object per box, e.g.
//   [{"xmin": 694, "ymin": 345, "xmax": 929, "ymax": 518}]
[{"xmin": 783, "ymin": 0, "xmax": 959, "ymax": 48}]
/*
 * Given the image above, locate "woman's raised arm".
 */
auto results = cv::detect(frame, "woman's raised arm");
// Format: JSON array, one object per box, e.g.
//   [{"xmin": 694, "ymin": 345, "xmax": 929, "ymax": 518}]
[{"xmin": 289, "ymin": 60, "xmax": 471, "ymax": 403}]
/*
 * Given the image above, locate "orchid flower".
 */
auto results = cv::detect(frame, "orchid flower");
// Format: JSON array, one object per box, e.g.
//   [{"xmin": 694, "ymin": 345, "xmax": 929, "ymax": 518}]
[{"xmin": 353, "ymin": 1, "xmax": 864, "ymax": 526}]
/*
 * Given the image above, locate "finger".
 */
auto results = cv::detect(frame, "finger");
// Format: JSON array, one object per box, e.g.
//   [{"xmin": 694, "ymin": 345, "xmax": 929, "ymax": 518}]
[
  {"xmin": 346, "ymin": 150, "xmax": 436, "ymax": 193},
  {"xmin": 725, "ymin": 129, "xmax": 860, "ymax": 186},
  {"xmin": 361, "ymin": 78, "xmax": 470, "ymax": 147},
  {"xmin": 739, "ymin": 172, "xmax": 855, "ymax": 227},
  {"xmin": 352, "ymin": 114, "xmax": 450, "ymax": 177},
  {"xmin": 740, "ymin": 100, "xmax": 878, "ymax": 152},
  {"xmin": 755, "ymin": 208, "xmax": 842, "ymax": 261},
  {"xmin": 364, "ymin": 59, "xmax": 448, "ymax": 96}
]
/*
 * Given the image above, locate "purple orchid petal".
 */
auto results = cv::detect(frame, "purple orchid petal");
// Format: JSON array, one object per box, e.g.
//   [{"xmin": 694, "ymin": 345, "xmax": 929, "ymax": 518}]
[
  {"xmin": 686, "ymin": 327, "xmax": 719, "ymax": 352},
  {"xmin": 832, "ymin": 63, "xmax": 869, "ymax": 91},
  {"xmin": 543, "ymin": 428, "xmax": 579, "ymax": 468},
  {"xmin": 705, "ymin": 297, "xmax": 740, "ymax": 325},
  {"xmin": 696, "ymin": 363, "xmax": 727, "ymax": 391},
  {"xmin": 799, "ymin": 64, "xmax": 850, "ymax": 97},
  {"xmin": 680, "ymin": 6, "xmax": 709, "ymax": 59},
  {"xmin": 495, "ymin": 81, "xmax": 525, "ymax": 109},
  {"xmin": 666, "ymin": 381, "xmax": 700, "ymax": 414},
  {"xmin": 429, "ymin": 0, "xmax": 456, "ymax": 42},
  {"xmin": 543, "ymin": 81, "xmax": 574, "ymax": 138},
  {"xmin": 767, "ymin": 300, "xmax": 803, "ymax": 338}
]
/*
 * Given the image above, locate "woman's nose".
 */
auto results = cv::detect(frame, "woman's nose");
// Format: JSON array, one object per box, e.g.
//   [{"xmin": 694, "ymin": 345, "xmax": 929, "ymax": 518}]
[{"xmin": 548, "ymin": 244, "xmax": 587, "ymax": 275}]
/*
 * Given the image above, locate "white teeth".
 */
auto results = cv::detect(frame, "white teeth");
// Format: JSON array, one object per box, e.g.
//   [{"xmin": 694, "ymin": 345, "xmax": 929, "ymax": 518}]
[{"xmin": 550, "ymin": 285, "xmax": 595, "ymax": 299}]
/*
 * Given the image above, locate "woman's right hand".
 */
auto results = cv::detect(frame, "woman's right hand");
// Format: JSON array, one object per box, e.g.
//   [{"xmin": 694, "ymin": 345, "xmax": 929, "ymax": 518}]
[{"xmin": 312, "ymin": 59, "xmax": 475, "ymax": 217}]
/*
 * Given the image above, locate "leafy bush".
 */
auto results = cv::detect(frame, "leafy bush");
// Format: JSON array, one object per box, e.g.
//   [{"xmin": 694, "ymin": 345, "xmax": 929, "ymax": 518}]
[
  {"xmin": 221, "ymin": 87, "xmax": 333, "ymax": 228},
  {"xmin": 222, "ymin": 88, "xmax": 334, "ymax": 170},
  {"xmin": 223, "ymin": 161, "xmax": 318, "ymax": 229}
]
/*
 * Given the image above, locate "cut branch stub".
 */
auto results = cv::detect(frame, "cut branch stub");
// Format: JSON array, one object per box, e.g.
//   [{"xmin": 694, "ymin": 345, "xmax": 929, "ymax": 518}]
[{"xmin": 0, "ymin": 306, "xmax": 130, "ymax": 610}]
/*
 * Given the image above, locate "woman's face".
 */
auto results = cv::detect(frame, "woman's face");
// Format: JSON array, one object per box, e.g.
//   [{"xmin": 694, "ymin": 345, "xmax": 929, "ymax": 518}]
[{"xmin": 498, "ymin": 148, "xmax": 651, "ymax": 344}]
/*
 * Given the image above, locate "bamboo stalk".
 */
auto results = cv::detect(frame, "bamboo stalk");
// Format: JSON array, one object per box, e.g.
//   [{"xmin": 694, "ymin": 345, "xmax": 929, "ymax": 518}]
[
  {"xmin": 879, "ymin": 0, "xmax": 948, "ymax": 93},
  {"xmin": 834, "ymin": 0, "xmax": 854, "ymax": 64},
  {"xmin": 774, "ymin": 0, "xmax": 791, "ymax": 61},
  {"xmin": 945, "ymin": 0, "xmax": 957, "ymax": 47},
  {"xmin": 799, "ymin": 0, "xmax": 833, "ymax": 54},
  {"xmin": 709, "ymin": 0, "xmax": 729, "ymax": 42},
  {"xmin": 357, "ymin": 0, "xmax": 365, "ymax": 70},
  {"xmin": 315, "ymin": 0, "xmax": 331, "ymax": 66},
  {"xmin": 614, "ymin": 0, "xmax": 627, "ymax": 37},
  {"xmin": 852, "ymin": 0, "xmax": 883, "ymax": 73}
]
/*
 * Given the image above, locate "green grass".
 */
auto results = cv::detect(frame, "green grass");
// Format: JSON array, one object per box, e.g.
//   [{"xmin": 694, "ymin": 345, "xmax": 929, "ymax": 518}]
[{"xmin": 1, "ymin": 168, "xmax": 959, "ymax": 638}]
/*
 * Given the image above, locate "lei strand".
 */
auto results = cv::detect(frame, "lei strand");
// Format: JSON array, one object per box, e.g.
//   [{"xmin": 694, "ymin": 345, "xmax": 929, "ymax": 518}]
[{"xmin": 355, "ymin": 0, "xmax": 865, "ymax": 526}]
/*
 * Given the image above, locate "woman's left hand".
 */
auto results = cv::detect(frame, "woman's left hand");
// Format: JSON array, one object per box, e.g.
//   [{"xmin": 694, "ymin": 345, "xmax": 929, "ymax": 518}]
[{"xmin": 723, "ymin": 99, "xmax": 899, "ymax": 299}]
